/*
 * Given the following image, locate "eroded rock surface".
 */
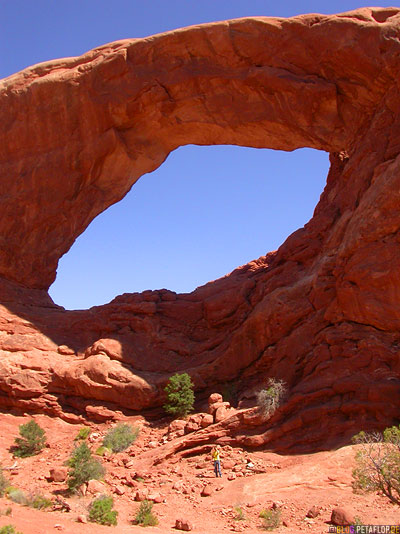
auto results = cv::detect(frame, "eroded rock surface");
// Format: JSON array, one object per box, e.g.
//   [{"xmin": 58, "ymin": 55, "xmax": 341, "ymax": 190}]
[{"xmin": 1, "ymin": 7, "xmax": 400, "ymax": 452}]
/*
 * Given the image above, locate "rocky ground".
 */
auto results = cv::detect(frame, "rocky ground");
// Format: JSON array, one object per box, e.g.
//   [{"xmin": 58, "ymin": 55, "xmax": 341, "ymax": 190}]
[{"xmin": 0, "ymin": 409, "xmax": 398, "ymax": 534}]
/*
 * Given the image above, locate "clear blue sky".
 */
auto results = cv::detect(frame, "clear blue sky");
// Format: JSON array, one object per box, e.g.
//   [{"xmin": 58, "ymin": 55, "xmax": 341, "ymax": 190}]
[{"xmin": 1, "ymin": 1, "xmax": 392, "ymax": 309}]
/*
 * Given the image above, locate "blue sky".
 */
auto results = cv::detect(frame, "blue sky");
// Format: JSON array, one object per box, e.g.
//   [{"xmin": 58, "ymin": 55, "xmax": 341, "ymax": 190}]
[{"xmin": 1, "ymin": 1, "xmax": 392, "ymax": 309}]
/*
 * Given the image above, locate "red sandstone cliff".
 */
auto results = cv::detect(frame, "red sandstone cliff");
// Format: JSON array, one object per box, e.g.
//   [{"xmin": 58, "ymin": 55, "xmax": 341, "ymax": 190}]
[{"xmin": 1, "ymin": 7, "xmax": 400, "ymax": 452}]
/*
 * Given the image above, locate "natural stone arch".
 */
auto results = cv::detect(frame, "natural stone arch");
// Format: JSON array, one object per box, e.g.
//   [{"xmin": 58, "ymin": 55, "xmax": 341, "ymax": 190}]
[
  {"xmin": 0, "ymin": 8, "xmax": 397, "ymax": 289},
  {"xmin": 1, "ymin": 8, "xmax": 400, "ymax": 452}
]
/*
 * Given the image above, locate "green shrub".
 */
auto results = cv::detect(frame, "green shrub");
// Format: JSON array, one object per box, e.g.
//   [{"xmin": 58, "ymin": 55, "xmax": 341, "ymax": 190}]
[
  {"xmin": 163, "ymin": 373, "xmax": 195, "ymax": 418},
  {"xmin": 12, "ymin": 420, "xmax": 46, "ymax": 458},
  {"xmin": 256, "ymin": 378, "xmax": 287, "ymax": 418},
  {"xmin": 0, "ymin": 466, "xmax": 9, "ymax": 497},
  {"xmin": 234, "ymin": 506, "xmax": 245, "ymax": 520},
  {"xmin": 135, "ymin": 500, "xmax": 158, "ymax": 527},
  {"xmin": 7, "ymin": 489, "xmax": 28, "ymax": 506},
  {"xmin": 66, "ymin": 442, "xmax": 105, "ymax": 492},
  {"xmin": 352, "ymin": 426, "xmax": 400, "ymax": 505},
  {"xmin": 0, "ymin": 526, "xmax": 23, "ymax": 534},
  {"xmin": 30, "ymin": 494, "xmax": 52, "ymax": 510},
  {"xmin": 88, "ymin": 495, "xmax": 118, "ymax": 526},
  {"xmin": 95, "ymin": 446, "xmax": 112, "ymax": 457},
  {"xmin": 102, "ymin": 424, "xmax": 139, "ymax": 453},
  {"xmin": 74, "ymin": 427, "xmax": 91, "ymax": 441},
  {"xmin": 259, "ymin": 508, "xmax": 281, "ymax": 530}
]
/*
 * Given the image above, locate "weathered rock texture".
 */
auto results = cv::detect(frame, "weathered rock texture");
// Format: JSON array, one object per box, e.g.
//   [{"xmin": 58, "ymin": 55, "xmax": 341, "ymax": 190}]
[{"xmin": 1, "ymin": 7, "xmax": 400, "ymax": 451}]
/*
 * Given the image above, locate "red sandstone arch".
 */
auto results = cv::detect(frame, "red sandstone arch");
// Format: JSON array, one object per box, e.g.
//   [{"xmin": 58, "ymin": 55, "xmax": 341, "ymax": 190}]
[
  {"xmin": 1, "ymin": 8, "xmax": 400, "ymax": 452},
  {"xmin": 1, "ymin": 8, "xmax": 397, "ymax": 289}
]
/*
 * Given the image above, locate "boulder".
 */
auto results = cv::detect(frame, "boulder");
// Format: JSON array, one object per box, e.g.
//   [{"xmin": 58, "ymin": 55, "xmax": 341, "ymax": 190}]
[
  {"xmin": 49, "ymin": 467, "xmax": 68, "ymax": 483},
  {"xmin": 175, "ymin": 518, "xmax": 193, "ymax": 531},
  {"xmin": 306, "ymin": 506, "xmax": 321, "ymax": 518},
  {"xmin": 87, "ymin": 479, "xmax": 106, "ymax": 494},
  {"xmin": 200, "ymin": 414, "xmax": 214, "ymax": 428},
  {"xmin": 330, "ymin": 507, "xmax": 355, "ymax": 526},
  {"xmin": 201, "ymin": 484, "xmax": 213, "ymax": 497}
]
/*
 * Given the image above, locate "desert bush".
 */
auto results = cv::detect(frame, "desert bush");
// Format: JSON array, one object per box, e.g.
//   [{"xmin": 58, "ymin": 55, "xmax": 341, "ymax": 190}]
[
  {"xmin": 7, "ymin": 489, "xmax": 28, "ymax": 506},
  {"xmin": 134, "ymin": 499, "xmax": 158, "ymax": 527},
  {"xmin": 0, "ymin": 526, "xmax": 23, "ymax": 534},
  {"xmin": 352, "ymin": 426, "xmax": 400, "ymax": 505},
  {"xmin": 256, "ymin": 378, "xmax": 287, "ymax": 417},
  {"xmin": 234, "ymin": 505, "xmax": 245, "ymax": 520},
  {"xmin": 163, "ymin": 372, "xmax": 195, "ymax": 418},
  {"xmin": 0, "ymin": 466, "xmax": 9, "ymax": 497},
  {"xmin": 95, "ymin": 446, "xmax": 112, "ymax": 457},
  {"xmin": 102, "ymin": 424, "xmax": 139, "ymax": 453},
  {"xmin": 88, "ymin": 495, "xmax": 118, "ymax": 526},
  {"xmin": 12, "ymin": 420, "xmax": 46, "ymax": 458},
  {"xmin": 74, "ymin": 427, "xmax": 91, "ymax": 441},
  {"xmin": 259, "ymin": 508, "xmax": 281, "ymax": 530},
  {"xmin": 66, "ymin": 442, "xmax": 105, "ymax": 492},
  {"xmin": 30, "ymin": 494, "xmax": 52, "ymax": 510}
]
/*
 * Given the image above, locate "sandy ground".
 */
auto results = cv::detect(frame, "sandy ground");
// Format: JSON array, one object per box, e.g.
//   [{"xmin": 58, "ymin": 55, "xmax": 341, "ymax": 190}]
[{"xmin": 0, "ymin": 412, "xmax": 399, "ymax": 533}]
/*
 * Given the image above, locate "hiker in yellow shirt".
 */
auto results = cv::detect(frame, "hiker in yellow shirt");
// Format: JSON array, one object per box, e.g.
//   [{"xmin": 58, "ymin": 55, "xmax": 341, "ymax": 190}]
[{"xmin": 212, "ymin": 445, "xmax": 222, "ymax": 477}]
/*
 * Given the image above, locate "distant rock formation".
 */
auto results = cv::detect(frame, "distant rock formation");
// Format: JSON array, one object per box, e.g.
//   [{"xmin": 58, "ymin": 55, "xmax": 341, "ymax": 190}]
[{"xmin": 1, "ymin": 7, "xmax": 400, "ymax": 452}]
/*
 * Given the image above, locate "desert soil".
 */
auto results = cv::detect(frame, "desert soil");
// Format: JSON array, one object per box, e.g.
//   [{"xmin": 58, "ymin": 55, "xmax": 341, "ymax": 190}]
[{"xmin": 0, "ymin": 412, "xmax": 398, "ymax": 533}]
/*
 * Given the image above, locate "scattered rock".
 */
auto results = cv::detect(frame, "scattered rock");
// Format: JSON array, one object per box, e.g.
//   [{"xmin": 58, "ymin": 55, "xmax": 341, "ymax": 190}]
[
  {"xmin": 201, "ymin": 484, "xmax": 213, "ymax": 497},
  {"xmin": 331, "ymin": 507, "xmax": 355, "ymax": 526},
  {"xmin": 77, "ymin": 515, "xmax": 87, "ymax": 523},
  {"xmin": 175, "ymin": 518, "xmax": 193, "ymax": 531},
  {"xmin": 57, "ymin": 345, "xmax": 75, "ymax": 355},
  {"xmin": 49, "ymin": 467, "xmax": 68, "ymax": 482},
  {"xmin": 148, "ymin": 492, "xmax": 163, "ymax": 503},
  {"xmin": 200, "ymin": 414, "xmax": 214, "ymax": 427},
  {"xmin": 134, "ymin": 489, "xmax": 149, "ymax": 501},
  {"xmin": 113, "ymin": 484, "xmax": 125, "ymax": 495},
  {"xmin": 306, "ymin": 505, "xmax": 321, "ymax": 518},
  {"xmin": 208, "ymin": 393, "xmax": 223, "ymax": 409},
  {"xmin": 87, "ymin": 479, "xmax": 106, "ymax": 494},
  {"xmin": 215, "ymin": 405, "xmax": 230, "ymax": 422}
]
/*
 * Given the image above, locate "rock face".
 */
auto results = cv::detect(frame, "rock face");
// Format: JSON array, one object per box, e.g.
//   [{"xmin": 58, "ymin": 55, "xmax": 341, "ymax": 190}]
[{"xmin": 1, "ymin": 8, "xmax": 400, "ymax": 451}]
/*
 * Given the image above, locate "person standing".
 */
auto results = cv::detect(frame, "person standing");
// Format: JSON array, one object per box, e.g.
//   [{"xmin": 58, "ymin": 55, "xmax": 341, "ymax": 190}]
[{"xmin": 212, "ymin": 445, "xmax": 222, "ymax": 477}]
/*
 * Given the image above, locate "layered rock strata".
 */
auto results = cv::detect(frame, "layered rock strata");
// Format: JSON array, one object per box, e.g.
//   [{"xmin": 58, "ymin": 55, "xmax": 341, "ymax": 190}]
[{"xmin": 1, "ymin": 7, "xmax": 400, "ymax": 451}]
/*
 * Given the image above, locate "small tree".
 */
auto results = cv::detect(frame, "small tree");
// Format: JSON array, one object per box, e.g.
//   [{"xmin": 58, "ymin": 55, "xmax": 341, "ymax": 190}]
[
  {"xmin": 163, "ymin": 372, "xmax": 195, "ymax": 418},
  {"xmin": 134, "ymin": 499, "xmax": 158, "ymax": 526},
  {"xmin": 12, "ymin": 420, "xmax": 46, "ymax": 458},
  {"xmin": 88, "ymin": 495, "xmax": 118, "ymax": 526},
  {"xmin": 352, "ymin": 426, "xmax": 400, "ymax": 505},
  {"xmin": 66, "ymin": 442, "xmax": 105, "ymax": 492},
  {"xmin": 102, "ymin": 424, "xmax": 139, "ymax": 453},
  {"xmin": 256, "ymin": 378, "xmax": 287, "ymax": 418}
]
